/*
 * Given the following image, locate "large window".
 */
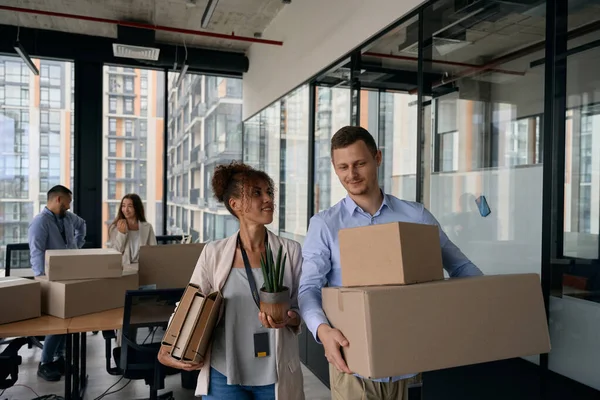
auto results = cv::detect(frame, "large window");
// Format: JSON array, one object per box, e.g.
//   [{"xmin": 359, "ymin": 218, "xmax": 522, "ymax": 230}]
[
  {"xmin": 547, "ymin": 2, "xmax": 600, "ymax": 391},
  {"xmin": 243, "ymin": 103, "xmax": 281, "ymax": 233},
  {"xmin": 0, "ymin": 56, "xmax": 74, "ymax": 271},
  {"xmin": 166, "ymin": 72, "xmax": 242, "ymax": 242},
  {"xmin": 102, "ymin": 66, "xmax": 164, "ymax": 247},
  {"xmin": 280, "ymin": 86, "xmax": 310, "ymax": 243},
  {"xmin": 314, "ymin": 87, "xmax": 351, "ymax": 212}
]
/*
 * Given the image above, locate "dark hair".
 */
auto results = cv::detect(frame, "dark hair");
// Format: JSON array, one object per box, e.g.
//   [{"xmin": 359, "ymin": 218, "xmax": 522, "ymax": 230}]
[
  {"xmin": 47, "ymin": 185, "xmax": 72, "ymax": 201},
  {"xmin": 330, "ymin": 126, "xmax": 378, "ymax": 157},
  {"xmin": 110, "ymin": 193, "xmax": 147, "ymax": 230},
  {"xmin": 211, "ymin": 161, "xmax": 275, "ymax": 218}
]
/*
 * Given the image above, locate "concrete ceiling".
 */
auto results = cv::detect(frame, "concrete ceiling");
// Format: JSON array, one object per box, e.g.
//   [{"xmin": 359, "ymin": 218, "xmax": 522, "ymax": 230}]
[
  {"xmin": 0, "ymin": 0, "xmax": 286, "ymax": 52},
  {"xmin": 365, "ymin": 3, "xmax": 600, "ymax": 75}
]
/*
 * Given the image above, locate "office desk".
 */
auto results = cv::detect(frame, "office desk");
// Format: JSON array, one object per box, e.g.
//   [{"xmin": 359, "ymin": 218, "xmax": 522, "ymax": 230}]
[
  {"xmin": 68, "ymin": 308, "xmax": 123, "ymax": 333},
  {"xmin": 66, "ymin": 307, "xmax": 125, "ymax": 400},
  {"xmin": 0, "ymin": 308, "xmax": 126, "ymax": 400},
  {"xmin": 0, "ymin": 315, "xmax": 70, "ymax": 338}
]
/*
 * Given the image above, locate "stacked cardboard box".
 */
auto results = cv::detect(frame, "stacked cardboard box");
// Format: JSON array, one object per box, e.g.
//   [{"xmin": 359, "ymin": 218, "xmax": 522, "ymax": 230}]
[
  {"xmin": 0, "ymin": 277, "xmax": 41, "ymax": 324},
  {"xmin": 133, "ymin": 243, "xmax": 205, "ymax": 290},
  {"xmin": 160, "ymin": 283, "xmax": 223, "ymax": 363},
  {"xmin": 36, "ymin": 249, "xmax": 139, "ymax": 318},
  {"xmin": 322, "ymin": 221, "xmax": 551, "ymax": 379}
]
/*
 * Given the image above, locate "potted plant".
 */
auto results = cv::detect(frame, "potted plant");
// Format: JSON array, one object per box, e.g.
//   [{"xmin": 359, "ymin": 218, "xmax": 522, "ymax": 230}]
[{"xmin": 259, "ymin": 243, "xmax": 290, "ymax": 324}]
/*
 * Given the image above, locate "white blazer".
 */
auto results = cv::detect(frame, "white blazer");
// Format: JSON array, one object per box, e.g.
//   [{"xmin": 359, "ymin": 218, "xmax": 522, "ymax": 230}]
[
  {"xmin": 188, "ymin": 229, "xmax": 305, "ymax": 399},
  {"xmin": 108, "ymin": 221, "xmax": 157, "ymax": 265}
]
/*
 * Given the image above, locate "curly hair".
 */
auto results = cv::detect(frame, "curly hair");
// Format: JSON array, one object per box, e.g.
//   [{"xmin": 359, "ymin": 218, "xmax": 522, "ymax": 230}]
[{"xmin": 211, "ymin": 161, "xmax": 275, "ymax": 217}]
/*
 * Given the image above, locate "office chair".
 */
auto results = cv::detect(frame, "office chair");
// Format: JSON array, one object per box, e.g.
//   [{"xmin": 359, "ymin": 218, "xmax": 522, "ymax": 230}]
[
  {"xmin": 0, "ymin": 337, "xmax": 27, "ymax": 390},
  {"xmin": 105, "ymin": 288, "xmax": 184, "ymax": 400},
  {"xmin": 155, "ymin": 235, "xmax": 184, "ymax": 245}
]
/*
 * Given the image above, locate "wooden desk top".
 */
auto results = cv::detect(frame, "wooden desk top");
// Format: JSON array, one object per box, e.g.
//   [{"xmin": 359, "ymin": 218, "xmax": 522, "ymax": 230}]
[
  {"xmin": 0, "ymin": 315, "xmax": 71, "ymax": 338},
  {"xmin": 68, "ymin": 308, "xmax": 124, "ymax": 333}
]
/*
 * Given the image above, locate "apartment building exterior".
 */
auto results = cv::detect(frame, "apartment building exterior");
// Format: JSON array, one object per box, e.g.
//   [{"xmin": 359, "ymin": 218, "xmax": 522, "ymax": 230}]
[
  {"xmin": 101, "ymin": 66, "xmax": 165, "ymax": 247},
  {"xmin": 0, "ymin": 55, "xmax": 74, "ymax": 268},
  {"xmin": 166, "ymin": 73, "xmax": 243, "ymax": 243}
]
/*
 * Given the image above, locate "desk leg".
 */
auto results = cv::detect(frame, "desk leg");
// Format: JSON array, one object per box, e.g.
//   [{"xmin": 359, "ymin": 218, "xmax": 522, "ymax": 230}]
[
  {"xmin": 73, "ymin": 333, "xmax": 80, "ymax": 400},
  {"xmin": 65, "ymin": 334, "xmax": 72, "ymax": 400},
  {"xmin": 80, "ymin": 333, "xmax": 88, "ymax": 399}
]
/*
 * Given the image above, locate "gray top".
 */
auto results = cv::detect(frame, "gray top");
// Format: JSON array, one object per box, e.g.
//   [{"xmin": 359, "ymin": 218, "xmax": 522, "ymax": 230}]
[{"xmin": 211, "ymin": 268, "xmax": 278, "ymax": 386}]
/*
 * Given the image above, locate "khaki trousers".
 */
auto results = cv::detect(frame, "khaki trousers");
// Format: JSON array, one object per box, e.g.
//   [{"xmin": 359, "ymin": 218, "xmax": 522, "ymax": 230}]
[{"xmin": 329, "ymin": 365, "xmax": 423, "ymax": 400}]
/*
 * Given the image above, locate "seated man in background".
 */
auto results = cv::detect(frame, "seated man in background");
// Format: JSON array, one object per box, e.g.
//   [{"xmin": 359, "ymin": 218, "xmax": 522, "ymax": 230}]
[{"xmin": 28, "ymin": 185, "xmax": 86, "ymax": 382}]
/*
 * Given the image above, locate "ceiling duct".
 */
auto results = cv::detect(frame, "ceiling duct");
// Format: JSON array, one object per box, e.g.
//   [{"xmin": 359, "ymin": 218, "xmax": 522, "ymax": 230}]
[{"xmin": 113, "ymin": 24, "xmax": 160, "ymax": 61}]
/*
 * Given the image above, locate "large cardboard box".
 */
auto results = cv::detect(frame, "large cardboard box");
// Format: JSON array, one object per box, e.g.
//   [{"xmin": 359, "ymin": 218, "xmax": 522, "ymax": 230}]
[
  {"xmin": 0, "ymin": 277, "xmax": 41, "ymax": 324},
  {"xmin": 45, "ymin": 248, "xmax": 123, "ymax": 281},
  {"xmin": 339, "ymin": 222, "xmax": 444, "ymax": 286},
  {"xmin": 137, "ymin": 243, "xmax": 205, "ymax": 289},
  {"xmin": 37, "ymin": 268, "xmax": 139, "ymax": 318},
  {"xmin": 322, "ymin": 274, "xmax": 551, "ymax": 379},
  {"xmin": 161, "ymin": 284, "xmax": 222, "ymax": 363}
]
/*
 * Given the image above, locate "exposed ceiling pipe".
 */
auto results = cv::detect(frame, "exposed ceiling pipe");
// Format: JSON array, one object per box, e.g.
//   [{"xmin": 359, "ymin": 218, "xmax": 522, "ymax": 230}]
[
  {"xmin": 0, "ymin": 5, "xmax": 283, "ymax": 46},
  {"xmin": 363, "ymin": 52, "xmax": 525, "ymax": 76},
  {"xmin": 408, "ymin": 19, "xmax": 600, "ymax": 95}
]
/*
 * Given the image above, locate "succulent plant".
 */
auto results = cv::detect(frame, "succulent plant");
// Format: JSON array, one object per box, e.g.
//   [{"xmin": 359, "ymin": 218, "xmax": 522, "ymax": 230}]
[{"xmin": 260, "ymin": 242, "xmax": 287, "ymax": 293}]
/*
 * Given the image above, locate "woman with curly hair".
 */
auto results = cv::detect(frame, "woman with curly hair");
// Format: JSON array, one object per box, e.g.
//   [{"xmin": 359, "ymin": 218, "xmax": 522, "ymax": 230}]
[{"xmin": 158, "ymin": 162, "xmax": 305, "ymax": 400}]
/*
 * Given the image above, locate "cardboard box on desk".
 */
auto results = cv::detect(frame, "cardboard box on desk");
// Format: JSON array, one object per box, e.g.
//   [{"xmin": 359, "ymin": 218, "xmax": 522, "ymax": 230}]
[
  {"xmin": 137, "ymin": 243, "xmax": 205, "ymax": 289},
  {"xmin": 37, "ymin": 268, "xmax": 139, "ymax": 318},
  {"xmin": 0, "ymin": 277, "xmax": 41, "ymax": 324},
  {"xmin": 322, "ymin": 274, "xmax": 551, "ymax": 379},
  {"xmin": 45, "ymin": 248, "xmax": 123, "ymax": 281},
  {"xmin": 160, "ymin": 283, "xmax": 222, "ymax": 363},
  {"xmin": 339, "ymin": 221, "xmax": 444, "ymax": 287}
]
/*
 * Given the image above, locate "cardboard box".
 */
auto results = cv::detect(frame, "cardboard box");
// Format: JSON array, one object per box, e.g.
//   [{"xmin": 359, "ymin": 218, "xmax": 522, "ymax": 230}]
[
  {"xmin": 45, "ymin": 248, "xmax": 123, "ymax": 281},
  {"xmin": 339, "ymin": 221, "xmax": 444, "ymax": 286},
  {"xmin": 137, "ymin": 243, "xmax": 205, "ymax": 289},
  {"xmin": 322, "ymin": 274, "xmax": 551, "ymax": 379},
  {"xmin": 161, "ymin": 285, "xmax": 222, "ymax": 363},
  {"xmin": 37, "ymin": 268, "xmax": 139, "ymax": 318},
  {"xmin": 0, "ymin": 277, "xmax": 41, "ymax": 324}
]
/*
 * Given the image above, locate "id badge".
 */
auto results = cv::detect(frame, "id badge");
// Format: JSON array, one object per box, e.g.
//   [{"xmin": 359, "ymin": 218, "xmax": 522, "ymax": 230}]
[{"xmin": 254, "ymin": 332, "xmax": 270, "ymax": 358}]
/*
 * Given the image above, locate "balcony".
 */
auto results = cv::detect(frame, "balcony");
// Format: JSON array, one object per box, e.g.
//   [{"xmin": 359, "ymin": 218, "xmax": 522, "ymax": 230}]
[
  {"xmin": 205, "ymin": 132, "xmax": 242, "ymax": 163},
  {"xmin": 191, "ymin": 103, "xmax": 207, "ymax": 120},
  {"xmin": 107, "ymin": 88, "xmax": 136, "ymax": 97},
  {"xmin": 105, "ymin": 134, "xmax": 139, "ymax": 141},
  {"xmin": 189, "ymin": 188, "xmax": 200, "ymax": 205},
  {"xmin": 106, "ymin": 176, "xmax": 137, "ymax": 182},
  {"xmin": 190, "ymin": 146, "xmax": 206, "ymax": 168},
  {"xmin": 168, "ymin": 191, "xmax": 187, "ymax": 205}
]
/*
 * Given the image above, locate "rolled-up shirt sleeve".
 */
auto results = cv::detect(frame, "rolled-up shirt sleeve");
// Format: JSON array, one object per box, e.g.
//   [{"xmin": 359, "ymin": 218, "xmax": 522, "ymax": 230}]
[
  {"xmin": 298, "ymin": 215, "xmax": 332, "ymax": 343},
  {"xmin": 29, "ymin": 218, "xmax": 49, "ymax": 277}
]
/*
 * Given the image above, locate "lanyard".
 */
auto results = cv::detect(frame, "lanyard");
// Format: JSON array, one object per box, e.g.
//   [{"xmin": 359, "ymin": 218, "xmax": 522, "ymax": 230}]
[{"xmin": 237, "ymin": 230, "xmax": 268, "ymax": 310}]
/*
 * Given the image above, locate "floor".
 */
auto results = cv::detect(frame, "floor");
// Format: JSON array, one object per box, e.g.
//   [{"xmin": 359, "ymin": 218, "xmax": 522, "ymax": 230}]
[{"xmin": 0, "ymin": 332, "xmax": 330, "ymax": 400}]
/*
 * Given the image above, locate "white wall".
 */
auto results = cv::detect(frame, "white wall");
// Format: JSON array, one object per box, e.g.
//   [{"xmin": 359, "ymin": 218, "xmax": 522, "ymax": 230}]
[{"xmin": 243, "ymin": 0, "xmax": 423, "ymax": 119}]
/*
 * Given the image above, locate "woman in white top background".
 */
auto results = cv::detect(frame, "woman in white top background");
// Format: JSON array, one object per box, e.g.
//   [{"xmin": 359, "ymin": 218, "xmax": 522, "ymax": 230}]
[{"xmin": 108, "ymin": 193, "xmax": 157, "ymax": 265}]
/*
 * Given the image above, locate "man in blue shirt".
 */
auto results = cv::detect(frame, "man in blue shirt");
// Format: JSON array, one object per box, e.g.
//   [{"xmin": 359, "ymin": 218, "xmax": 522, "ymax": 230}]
[
  {"xmin": 298, "ymin": 126, "xmax": 483, "ymax": 399},
  {"xmin": 28, "ymin": 185, "xmax": 86, "ymax": 382}
]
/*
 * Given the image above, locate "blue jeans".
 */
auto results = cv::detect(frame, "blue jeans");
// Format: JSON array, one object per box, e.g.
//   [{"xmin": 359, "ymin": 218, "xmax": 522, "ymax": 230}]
[
  {"xmin": 41, "ymin": 334, "xmax": 66, "ymax": 364},
  {"xmin": 203, "ymin": 368, "xmax": 275, "ymax": 400}
]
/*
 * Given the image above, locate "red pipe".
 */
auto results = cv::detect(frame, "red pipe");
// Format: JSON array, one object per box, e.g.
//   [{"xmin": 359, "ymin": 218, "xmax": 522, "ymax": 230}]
[
  {"xmin": 0, "ymin": 5, "xmax": 283, "ymax": 46},
  {"xmin": 363, "ymin": 52, "xmax": 526, "ymax": 76}
]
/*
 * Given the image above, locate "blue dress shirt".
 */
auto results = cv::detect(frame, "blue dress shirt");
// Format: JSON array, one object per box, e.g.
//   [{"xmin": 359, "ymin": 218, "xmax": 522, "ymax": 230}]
[
  {"xmin": 298, "ymin": 192, "xmax": 483, "ymax": 382},
  {"xmin": 28, "ymin": 207, "xmax": 87, "ymax": 276}
]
